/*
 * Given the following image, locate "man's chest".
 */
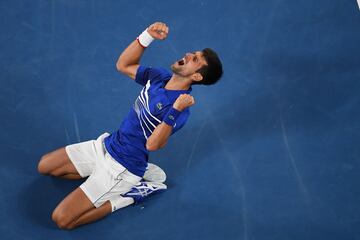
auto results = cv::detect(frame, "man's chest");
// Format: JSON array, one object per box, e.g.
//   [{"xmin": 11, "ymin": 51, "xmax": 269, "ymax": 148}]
[
  {"xmin": 135, "ymin": 83, "xmax": 172, "ymax": 120},
  {"xmin": 146, "ymin": 87, "xmax": 172, "ymax": 117}
]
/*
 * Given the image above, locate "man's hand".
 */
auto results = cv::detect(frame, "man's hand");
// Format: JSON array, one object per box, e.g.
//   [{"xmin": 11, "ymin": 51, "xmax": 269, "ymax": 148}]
[
  {"xmin": 146, "ymin": 94, "xmax": 194, "ymax": 151},
  {"xmin": 147, "ymin": 22, "xmax": 169, "ymax": 40},
  {"xmin": 173, "ymin": 94, "xmax": 195, "ymax": 112}
]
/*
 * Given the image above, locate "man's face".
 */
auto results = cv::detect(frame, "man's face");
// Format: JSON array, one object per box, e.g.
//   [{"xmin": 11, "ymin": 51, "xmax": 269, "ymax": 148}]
[{"xmin": 171, "ymin": 51, "xmax": 208, "ymax": 79}]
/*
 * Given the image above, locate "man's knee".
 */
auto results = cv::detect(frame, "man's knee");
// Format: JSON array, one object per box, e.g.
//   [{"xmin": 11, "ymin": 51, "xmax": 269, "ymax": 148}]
[
  {"xmin": 37, "ymin": 154, "xmax": 51, "ymax": 175},
  {"xmin": 52, "ymin": 208, "xmax": 75, "ymax": 230}
]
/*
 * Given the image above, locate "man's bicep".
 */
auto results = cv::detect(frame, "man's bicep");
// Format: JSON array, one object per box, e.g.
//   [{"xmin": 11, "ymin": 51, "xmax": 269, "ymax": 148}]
[{"xmin": 123, "ymin": 64, "xmax": 140, "ymax": 80}]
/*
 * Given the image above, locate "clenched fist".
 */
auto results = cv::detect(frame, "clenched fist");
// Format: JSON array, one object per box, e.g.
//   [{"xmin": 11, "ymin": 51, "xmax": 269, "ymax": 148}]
[
  {"xmin": 173, "ymin": 94, "xmax": 195, "ymax": 112},
  {"xmin": 147, "ymin": 22, "xmax": 169, "ymax": 40}
]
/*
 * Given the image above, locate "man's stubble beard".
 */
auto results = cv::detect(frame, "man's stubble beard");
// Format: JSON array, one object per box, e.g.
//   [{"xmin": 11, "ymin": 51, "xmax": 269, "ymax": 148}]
[
  {"xmin": 170, "ymin": 64, "xmax": 181, "ymax": 75},
  {"xmin": 171, "ymin": 64, "xmax": 191, "ymax": 78}
]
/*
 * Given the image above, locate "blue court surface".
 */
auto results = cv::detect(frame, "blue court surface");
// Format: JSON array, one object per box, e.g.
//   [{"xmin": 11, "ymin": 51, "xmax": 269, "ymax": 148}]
[{"xmin": 1, "ymin": 0, "xmax": 360, "ymax": 239}]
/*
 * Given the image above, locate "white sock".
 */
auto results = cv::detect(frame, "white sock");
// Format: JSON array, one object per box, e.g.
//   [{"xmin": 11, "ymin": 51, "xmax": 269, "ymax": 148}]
[{"xmin": 110, "ymin": 196, "xmax": 134, "ymax": 212}]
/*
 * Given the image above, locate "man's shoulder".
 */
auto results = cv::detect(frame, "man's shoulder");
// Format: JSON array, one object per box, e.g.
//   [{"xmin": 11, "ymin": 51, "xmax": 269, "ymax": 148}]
[
  {"xmin": 149, "ymin": 66, "xmax": 172, "ymax": 79},
  {"xmin": 136, "ymin": 65, "xmax": 172, "ymax": 82}
]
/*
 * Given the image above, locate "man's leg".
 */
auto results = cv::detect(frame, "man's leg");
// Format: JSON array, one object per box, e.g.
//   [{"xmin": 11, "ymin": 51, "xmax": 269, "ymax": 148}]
[
  {"xmin": 66, "ymin": 201, "xmax": 112, "ymax": 229},
  {"xmin": 52, "ymin": 163, "xmax": 168, "ymax": 230},
  {"xmin": 52, "ymin": 187, "xmax": 112, "ymax": 230},
  {"xmin": 37, "ymin": 147, "xmax": 82, "ymax": 179}
]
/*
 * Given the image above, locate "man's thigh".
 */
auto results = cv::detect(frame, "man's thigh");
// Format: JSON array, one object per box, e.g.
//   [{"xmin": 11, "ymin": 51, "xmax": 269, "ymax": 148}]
[
  {"xmin": 38, "ymin": 147, "xmax": 80, "ymax": 176},
  {"xmin": 52, "ymin": 187, "xmax": 95, "ymax": 228}
]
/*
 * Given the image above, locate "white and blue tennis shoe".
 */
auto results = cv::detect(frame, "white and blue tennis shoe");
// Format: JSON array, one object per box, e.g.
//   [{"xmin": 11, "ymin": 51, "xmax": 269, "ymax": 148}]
[
  {"xmin": 143, "ymin": 163, "xmax": 166, "ymax": 183},
  {"xmin": 121, "ymin": 180, "xmax": 167, "ymax": 204}
]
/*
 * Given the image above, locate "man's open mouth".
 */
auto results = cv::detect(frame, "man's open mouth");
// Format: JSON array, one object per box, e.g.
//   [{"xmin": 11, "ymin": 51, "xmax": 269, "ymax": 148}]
[{"xmin": 178, "ymin": 58, "xmax": 185, "ymax": 65}]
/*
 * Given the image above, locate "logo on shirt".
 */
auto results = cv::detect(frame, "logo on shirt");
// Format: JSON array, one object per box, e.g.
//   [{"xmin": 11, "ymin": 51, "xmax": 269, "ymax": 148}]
[{"xmin": 156, "ymin": 102, "xmax": 163, "ymax": 110}]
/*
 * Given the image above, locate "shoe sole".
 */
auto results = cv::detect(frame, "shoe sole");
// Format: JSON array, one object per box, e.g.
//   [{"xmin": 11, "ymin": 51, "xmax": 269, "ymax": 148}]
[{"xmin": 143, "ymin": 163, "xmax": 166, "ymax": 183}]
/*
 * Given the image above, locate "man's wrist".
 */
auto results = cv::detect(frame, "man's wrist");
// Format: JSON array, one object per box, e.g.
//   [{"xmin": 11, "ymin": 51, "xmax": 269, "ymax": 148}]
[
  {"xmin": 137, "ymin": 28, "xmax": 155, "ymax": 48},
  {"xmin": 172, "ymin": 105, "xmax": 183, "ymax": 112},
  {"xmin": 163, "ymin": 107, "xmax": 181, "ymax": 127}
]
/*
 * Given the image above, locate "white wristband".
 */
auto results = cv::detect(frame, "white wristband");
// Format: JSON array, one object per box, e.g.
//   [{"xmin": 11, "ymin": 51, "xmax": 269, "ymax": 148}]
[{"xmin": 137, "ymin": 28, "xmax": 155, "ymax": 48}]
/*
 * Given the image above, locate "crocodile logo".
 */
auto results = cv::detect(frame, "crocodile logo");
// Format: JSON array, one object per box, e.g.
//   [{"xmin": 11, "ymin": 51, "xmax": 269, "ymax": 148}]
[{"xmin": 156, "ymin": 102, "xmax": 163, "ymax": 110}]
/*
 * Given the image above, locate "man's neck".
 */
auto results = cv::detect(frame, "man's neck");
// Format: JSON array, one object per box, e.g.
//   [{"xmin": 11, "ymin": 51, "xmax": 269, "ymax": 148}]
[{"xmin": 165, "ymin": 74, "xmax": 191, "ymax": 91}]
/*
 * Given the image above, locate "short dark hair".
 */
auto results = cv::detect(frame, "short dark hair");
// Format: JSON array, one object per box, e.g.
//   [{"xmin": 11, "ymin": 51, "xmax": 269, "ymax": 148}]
[{"xmin": 193, "ymin": 48, "xmax": 223, "ymax": 85}]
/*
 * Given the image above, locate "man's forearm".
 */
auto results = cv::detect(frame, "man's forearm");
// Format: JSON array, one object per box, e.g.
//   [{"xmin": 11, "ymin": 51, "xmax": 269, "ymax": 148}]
[
  {"xmin": 116, "ymin": 39, "xmax": 145, "ymax": 79},
  {"xmin": 146, "ymin": 122, "xmax": 173, "ymax": 151},
  {"xmin": 146, "ymin": 94, "xmax": 195, "ymax": 151},
  {"xmin": 116, "ymin": 23, "xmax": 168, "ymax": 79}
]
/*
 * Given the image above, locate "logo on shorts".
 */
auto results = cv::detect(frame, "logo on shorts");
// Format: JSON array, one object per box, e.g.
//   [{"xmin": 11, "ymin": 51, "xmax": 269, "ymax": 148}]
[{"xmin": 156, "ymin": 102, "xmax": 163, "ymax": 110}]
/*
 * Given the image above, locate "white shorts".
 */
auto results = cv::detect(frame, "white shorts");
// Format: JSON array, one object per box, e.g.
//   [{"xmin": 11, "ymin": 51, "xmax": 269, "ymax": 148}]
[{"xmin": 65, "ymin": 133, "xmax": 141, "ymax": 208}]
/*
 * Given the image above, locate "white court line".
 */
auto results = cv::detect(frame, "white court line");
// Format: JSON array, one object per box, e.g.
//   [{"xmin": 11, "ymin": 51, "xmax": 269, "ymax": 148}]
[{"xmin": 358, "ymin": 0, "xmax": 360, "ymax": 10}]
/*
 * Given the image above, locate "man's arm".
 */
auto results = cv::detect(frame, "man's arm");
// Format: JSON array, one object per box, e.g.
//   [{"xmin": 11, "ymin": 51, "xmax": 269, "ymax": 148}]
[
  {"xmin": 116, "ymin": 22, "xmax": 169, "ymax": 79},
  {"xmin": 146, "ymin": 94, "xmax": 195, "ymax": 151}
]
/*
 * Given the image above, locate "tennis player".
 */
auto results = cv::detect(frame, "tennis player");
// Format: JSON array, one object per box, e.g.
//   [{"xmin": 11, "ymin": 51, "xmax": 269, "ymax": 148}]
[{"xmin": 37, "ymin": 21, "xmax": 223, "ymax": 229}]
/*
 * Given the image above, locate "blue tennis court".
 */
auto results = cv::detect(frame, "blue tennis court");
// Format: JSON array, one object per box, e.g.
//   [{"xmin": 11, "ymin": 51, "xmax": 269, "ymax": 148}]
[{"xmin": 1, "ymin": 0, "xmax": 359, "ymax": 239}]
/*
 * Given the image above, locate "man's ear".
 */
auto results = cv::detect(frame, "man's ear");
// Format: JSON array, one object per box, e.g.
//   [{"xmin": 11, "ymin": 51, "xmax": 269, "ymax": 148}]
[{"xmin": 191, "ymin": 73, "xmax": 203, "ymax": 82}]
